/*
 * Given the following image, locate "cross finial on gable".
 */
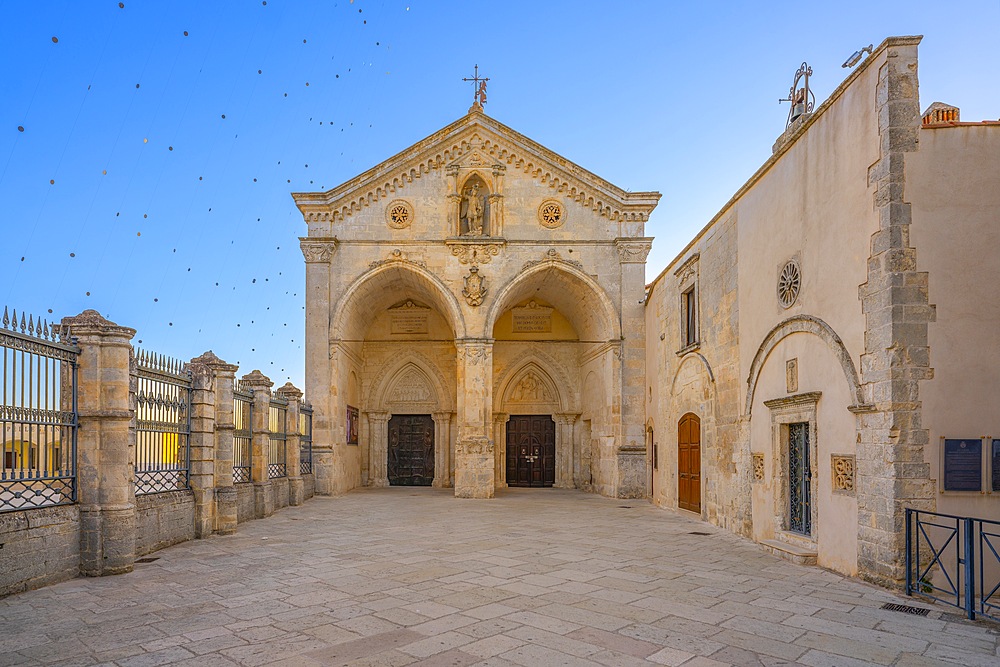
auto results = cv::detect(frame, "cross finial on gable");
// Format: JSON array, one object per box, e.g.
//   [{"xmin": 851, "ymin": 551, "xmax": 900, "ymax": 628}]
[{"xmin": 462, "ymin": 64, "xmax": 489, "ymax": 113}]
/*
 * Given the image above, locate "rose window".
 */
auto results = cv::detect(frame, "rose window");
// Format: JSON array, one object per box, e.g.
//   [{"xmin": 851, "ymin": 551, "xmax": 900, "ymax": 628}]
[
  {"xmin": 538, "ymin": 200, "xmax": 564, "ymax": 228},
  {"xmin": 777, "ymin": 259, "xmax": 801, "ymax": 308},
  {"xmin": 385, "ymin": 200, "xmax": 413, "ymax": 229}
]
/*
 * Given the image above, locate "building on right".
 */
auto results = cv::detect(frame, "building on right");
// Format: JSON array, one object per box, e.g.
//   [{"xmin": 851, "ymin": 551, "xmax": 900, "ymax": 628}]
[{"xmin": 644, "ymin": 36, "xmax": 999, "ymax": 585}]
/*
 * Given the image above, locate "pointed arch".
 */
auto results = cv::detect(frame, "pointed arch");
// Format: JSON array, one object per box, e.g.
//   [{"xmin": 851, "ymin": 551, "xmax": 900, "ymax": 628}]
[
  {"xmin": 484, "ymin": 260, "xmax": 621, "ymax": 342},
  {"xmin": 493, "ymin": 347, "xmax": 576, "ymax": 412},
  {"xmin": 745, "ymin": 315, "xmax": 868, "ymax": 417},
  {"xmin": 368, "ymin": 351, "xmax": 453, "ymax": 412},
  {"xmin": 496, "ymin": 362, "xmax": 563, "ymax": 412}
]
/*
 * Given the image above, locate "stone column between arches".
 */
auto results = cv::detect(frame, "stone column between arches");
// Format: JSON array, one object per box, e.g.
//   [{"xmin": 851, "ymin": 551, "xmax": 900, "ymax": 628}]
[
  {"xmin": 454, "ymin": 339, "xmax": 495, "ymax": 498},
  {"xmin": 368, "ymin": 411, "xmax": 389, "ymax": 487}
]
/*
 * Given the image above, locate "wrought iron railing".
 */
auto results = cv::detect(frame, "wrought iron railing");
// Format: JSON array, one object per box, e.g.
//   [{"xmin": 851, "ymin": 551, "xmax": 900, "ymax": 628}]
[
  {"xmin": 905, "ymin": 508, "xmax": 1000, "ymax": 622},
  {"xmin": 134, "ymin": 349, "xmax": 191, "ymax": 495},
  {"xmin": 233, "ymin": 383, "xmax": 253, "ymax": 484},
  {"xmin": 299, "ymin": 403, "xmax": 313, "ymax": 475},
  {"xmin": 1, "ymin": 308, "xmax": 79, "ymax": 512},
  {"xmin": 268, "ymin": 395, "xmax": 287, "ymax": 479}
]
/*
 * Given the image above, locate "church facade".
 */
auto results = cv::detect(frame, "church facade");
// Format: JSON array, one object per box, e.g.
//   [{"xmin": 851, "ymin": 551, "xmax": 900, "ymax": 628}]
[
  {"xmin": 293, "ymin": 104, "xmax": 658, "ymax": 500},
  {"xmin": 296, "ymin": 36, "xmax": 999, "ymax": 585}
]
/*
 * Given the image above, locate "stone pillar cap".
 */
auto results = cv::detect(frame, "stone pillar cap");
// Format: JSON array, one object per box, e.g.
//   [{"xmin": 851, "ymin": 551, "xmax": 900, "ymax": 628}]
[
  {"xmin": 241, "ymin": 369, "xmax": 274, "ymax": 389},
  {"xmin": 190, "ymin": 350, "xmax": 238, "ymax": 371},
  {"xmin": 274, "ymin": 382, "xmax": 303, "ymax": 399},
  {"xmin": 61, "ymin": 309, "xmax": 136, "ymax": 338}
]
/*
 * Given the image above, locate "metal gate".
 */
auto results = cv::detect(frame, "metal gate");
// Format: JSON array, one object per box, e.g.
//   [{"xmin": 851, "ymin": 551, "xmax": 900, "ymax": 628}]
[{"xmin": 788, "ymin": 422, "xmax": 811, "ymax": 535}]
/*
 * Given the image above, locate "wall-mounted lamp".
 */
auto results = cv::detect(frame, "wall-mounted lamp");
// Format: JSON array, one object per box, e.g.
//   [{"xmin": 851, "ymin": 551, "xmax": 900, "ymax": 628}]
[{"xmin": 842, "ymin": 44, "xmax": 874, "ymax": 69}]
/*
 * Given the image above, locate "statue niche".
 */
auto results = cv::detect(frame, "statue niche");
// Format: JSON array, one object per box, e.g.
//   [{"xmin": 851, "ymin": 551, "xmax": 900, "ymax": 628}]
[{"xmin": 459, "ymin": 175, "xmax": 491, "ymax": 237}]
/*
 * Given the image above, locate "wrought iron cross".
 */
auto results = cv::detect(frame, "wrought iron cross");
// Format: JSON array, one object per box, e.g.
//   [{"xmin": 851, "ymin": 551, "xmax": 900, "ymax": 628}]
[{"xmin": 462, "ymin": 64, "xmax": 489, "ymax": 108}]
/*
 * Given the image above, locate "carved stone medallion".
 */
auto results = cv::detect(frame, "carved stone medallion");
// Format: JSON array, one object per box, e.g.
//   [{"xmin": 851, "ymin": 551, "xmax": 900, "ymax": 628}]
[
  {"xmin": 462, "ymin": 266, "xmax": 488, "ymax": 307},
  {"xmin": 777, "ymin": 259, "xmax": 801, "ymax": 308},
  {"xmin": 385, "ymin": 199, "xmax": 413, "ymax": 229},
  {"xmin": 538, "ymin": 200, "xmax": 565, "ymax": 228}
]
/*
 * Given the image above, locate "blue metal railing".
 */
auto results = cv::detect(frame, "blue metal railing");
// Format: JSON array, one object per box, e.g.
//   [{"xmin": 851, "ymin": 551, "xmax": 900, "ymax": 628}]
[{"xmin": 905, "ymin": 508, "xmax": 1000, "ymax": 621}]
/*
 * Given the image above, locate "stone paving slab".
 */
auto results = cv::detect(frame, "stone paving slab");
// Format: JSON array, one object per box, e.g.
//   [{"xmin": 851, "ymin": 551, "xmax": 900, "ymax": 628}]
[{"xmin": 2, "ymin": 487, "xmax": 999, "ymax": 666}]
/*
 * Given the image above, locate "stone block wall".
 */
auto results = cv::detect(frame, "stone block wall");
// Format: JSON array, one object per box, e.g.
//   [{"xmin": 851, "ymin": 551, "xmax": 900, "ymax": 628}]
[
  {"xmin": 0, "ymin": 506, "xmax": 80, "ymax": 597},
  {"xmin": 135, "ymin": 491, "xmax": 196, "ymax": 557},
  {"xmin": 0, "ymin": 310, "xmax": 315, "ymax": 598}
]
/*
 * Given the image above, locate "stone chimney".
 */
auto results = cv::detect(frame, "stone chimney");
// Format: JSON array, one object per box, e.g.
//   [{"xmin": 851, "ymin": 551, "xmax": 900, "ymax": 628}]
[{"xmin": 921, "ymin": 102, "xmax": 960, "ymax": 125}]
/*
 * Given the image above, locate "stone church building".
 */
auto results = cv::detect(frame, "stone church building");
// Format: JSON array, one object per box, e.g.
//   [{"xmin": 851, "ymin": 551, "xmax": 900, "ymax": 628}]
[{"xmin": 295, "ymin": 37, "xmax": 998, "ymax": 585}]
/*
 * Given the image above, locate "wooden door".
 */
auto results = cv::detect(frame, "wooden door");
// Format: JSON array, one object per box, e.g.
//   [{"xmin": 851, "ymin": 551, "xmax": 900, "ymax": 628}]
[
  {"xmin": 678, "ymin": 413, "xmax": 701, "ymax": 513},
  {"xmin": 506, "ymin": 415, "xmax": 555, "ymax": 487},
  {"xmin": 387, "ymin": 415, "xmax": 434, "ymax": 486}
]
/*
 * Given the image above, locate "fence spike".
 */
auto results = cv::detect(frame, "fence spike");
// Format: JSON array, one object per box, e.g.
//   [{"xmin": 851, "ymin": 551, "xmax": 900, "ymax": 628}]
[
  {"xmin": 27, "ymin": 315, "xmax": 35, "ymax": 336},
  {"xmin": 11, "ymin": 309, "xmax": 17, "ymax": 331},
  {"xmin": 19, "ymin": 311, "xmax": 26, "ymax": 333},
  {"xmin": 42, "ymin": 319, "xmax": 49, "ymax": 340},
  {"xmin": 2, "ymin": 306, "xmax": 8, "ymax": 329}
]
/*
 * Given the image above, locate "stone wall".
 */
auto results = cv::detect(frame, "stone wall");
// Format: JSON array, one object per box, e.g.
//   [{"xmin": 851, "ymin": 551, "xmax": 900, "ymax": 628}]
[
  {"xmin": 1, "ymin": 310, "xmax": 315, "ymax": 597},
  {"xmin": 0, "ymin": 505, "xmax": 80, "ymax": 597},
  {"xmin": 135, "ymin": 491, "xmax": 196, "ymax": 557}
]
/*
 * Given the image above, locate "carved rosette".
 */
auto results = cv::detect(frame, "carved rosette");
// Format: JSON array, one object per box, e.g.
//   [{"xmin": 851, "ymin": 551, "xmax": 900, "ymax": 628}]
[
  {"xmin": 832, "ymin": 454, "xmax": 855, "ymax": 494},
  {"xmin": 299, "ymin": 237, "xmax": 338, "ymax": 263},
  {"xmin": 614, "ymin": 238, "xmax": 653, "ymax": 264}
]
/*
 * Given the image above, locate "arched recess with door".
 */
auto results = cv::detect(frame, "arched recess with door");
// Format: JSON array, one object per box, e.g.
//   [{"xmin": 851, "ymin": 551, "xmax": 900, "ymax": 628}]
[{"xmin": 486, "ymin": 259, "xmax": 621, "ymax": 494}]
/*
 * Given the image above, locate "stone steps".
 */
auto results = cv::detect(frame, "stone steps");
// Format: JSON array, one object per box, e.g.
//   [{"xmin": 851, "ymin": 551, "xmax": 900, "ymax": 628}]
[{"xmin": 760, "ymin": 539, "xmax": 818, "ymax": 566}]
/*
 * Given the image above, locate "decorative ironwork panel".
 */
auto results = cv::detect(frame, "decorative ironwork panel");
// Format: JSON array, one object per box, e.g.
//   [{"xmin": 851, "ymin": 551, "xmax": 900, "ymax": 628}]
[
  {"xmin": 1, "ymin": 307, "xmax": 79, "ymax": 512},
  {"xmin": 788, "ymin": 422, "xmax": 811, "ymax": 535},
  {"xmin": 299, "ymin": 404, "xmax": 313, "ymax": 475},
  {"xmin": 134, "ymin": 349, "xmax": 191, "ymax": 495},
  {"xmin": 268, "ymin": 396, "xmax": 287, "ymax": 479},
  {"xmin": 233, "ymin": 384, "xmax": 253, "ymax": 484}
]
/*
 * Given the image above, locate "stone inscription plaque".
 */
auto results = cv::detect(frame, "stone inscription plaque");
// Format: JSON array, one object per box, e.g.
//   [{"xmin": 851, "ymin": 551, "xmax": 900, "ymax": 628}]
[
  {"xmin": 944, "ymin": 438, "xmax": 982, "ymax": 491},
  {"xmin": 390, "ymin": 301, "xmax": 429, "ymax": 335},
  {"xmin": 512, "ymin": 301, "xmax": 553, "ymax": 333}
]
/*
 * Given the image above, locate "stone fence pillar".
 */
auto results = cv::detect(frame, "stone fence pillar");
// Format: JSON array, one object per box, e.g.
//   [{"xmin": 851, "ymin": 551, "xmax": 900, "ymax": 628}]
[
  {"xmin": 275, "ymin": 382, "xmax": 304, "ymax": 506},
  {"xmin": 242, "ymin": 370, "xmax": 274, "ymax": 519},
  {"xmin": 63, "ymin": 310, "xmax": 136, "ymax": 576},
  {"xmin": 188, "ymin": 351, "xmax": 239, "ymax": 537}
]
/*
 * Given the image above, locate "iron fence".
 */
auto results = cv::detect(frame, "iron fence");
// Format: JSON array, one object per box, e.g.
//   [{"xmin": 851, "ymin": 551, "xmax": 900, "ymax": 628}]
[
  {"xmin": 268, "ymin": 395, "xmax": 287, "ymax": 479},
  {"xmin": 905, "ymin": 507, "xmax": 1000, "ymax": 621},
  {"xmin": 1, "ymin": 308, "xmax": 79, "ymax": 512},
  {"xmin": 299, "ymin": 403, "xmax": 313, "ymax": 474},
  {"xmin": 233, "ymin": 382, "xmax": 253, "ymax": 484},
  {"xmin": 134, "ymin": 349, "xmax": 191, "ymax": 495}
]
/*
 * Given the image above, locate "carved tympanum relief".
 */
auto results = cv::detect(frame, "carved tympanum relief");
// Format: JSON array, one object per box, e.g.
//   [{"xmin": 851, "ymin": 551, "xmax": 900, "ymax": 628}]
[
  {"xmin": 510, "ymin": 371, "xmax": 553, "ymax": 403},
  {"xmin": 389, "ymin": 367, "xmax": 432, "ymax": 404}
]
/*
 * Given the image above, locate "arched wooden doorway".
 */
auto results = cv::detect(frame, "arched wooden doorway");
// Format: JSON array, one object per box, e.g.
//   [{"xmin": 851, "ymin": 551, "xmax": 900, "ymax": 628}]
[{"xmin": 678, "ymin": 413, "xmax": 701, "ymax": 513}]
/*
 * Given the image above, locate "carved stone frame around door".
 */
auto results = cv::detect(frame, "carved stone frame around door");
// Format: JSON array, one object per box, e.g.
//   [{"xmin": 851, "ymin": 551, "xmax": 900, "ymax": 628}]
[{"xmin": 764, "ymin": 392, "xmax": 821, "ymax": 545}]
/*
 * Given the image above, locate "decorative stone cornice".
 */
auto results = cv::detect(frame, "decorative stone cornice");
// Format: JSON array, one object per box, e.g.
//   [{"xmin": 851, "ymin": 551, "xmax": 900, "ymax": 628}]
[
  {"xmin": 615, "ymin": 238, "xmax": 653, "ymax": 264},
  {"xmin": 445, "ymin": 238, "xmax": 506, "ymax": 265},
  {"xmin": 763, "ymin": 391, "xmax": 822, "ymax": 410},
  {"xmin": 521, "ymin": 248, "xmax": 584, "ymax": 272},
  {"xmin": 299, "ymin": 237, "xmax": 338, "ymax": 263},
  {"xmin": 292, "ymin": 114, "xmax": 660, "ymax": 226}
]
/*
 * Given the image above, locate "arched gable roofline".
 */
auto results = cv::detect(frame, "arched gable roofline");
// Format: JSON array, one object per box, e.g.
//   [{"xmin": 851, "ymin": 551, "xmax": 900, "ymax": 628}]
[
  {"xmin": 483, "ymin": 260, "xmax": 621, "ymax": 341},
  {"xmin": 494, "ymin": 358, "xmax": 566, "ymax": 413},
  {"xmin": 367, "ymin": 351, "xmax": 453, "ymax": 412},
  {"xmin": 745, "ymin": 315, "xmax": 869, "ymax": 417},
  {"xmin": 332, "ymin": 261, "xmax": 467, "ymax": 340}
]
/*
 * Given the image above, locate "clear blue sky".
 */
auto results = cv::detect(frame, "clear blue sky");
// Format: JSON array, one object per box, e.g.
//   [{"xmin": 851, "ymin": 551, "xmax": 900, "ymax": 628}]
[{"xmin": 2, "ymin": 0, "xmax": 997, "ymax": 392}]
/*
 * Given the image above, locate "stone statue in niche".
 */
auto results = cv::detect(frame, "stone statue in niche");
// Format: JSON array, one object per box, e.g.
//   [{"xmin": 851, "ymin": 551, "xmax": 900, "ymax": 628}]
[{"xmin": 460, "ymin": 180, "xmax": 488, "ymax": 236}]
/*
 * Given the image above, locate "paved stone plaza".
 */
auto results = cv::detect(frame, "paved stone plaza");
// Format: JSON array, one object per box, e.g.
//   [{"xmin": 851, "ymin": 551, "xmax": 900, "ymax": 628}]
[{"xmin": 3, "ymin": 489, "xmax": 999, "ymax": 667}]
